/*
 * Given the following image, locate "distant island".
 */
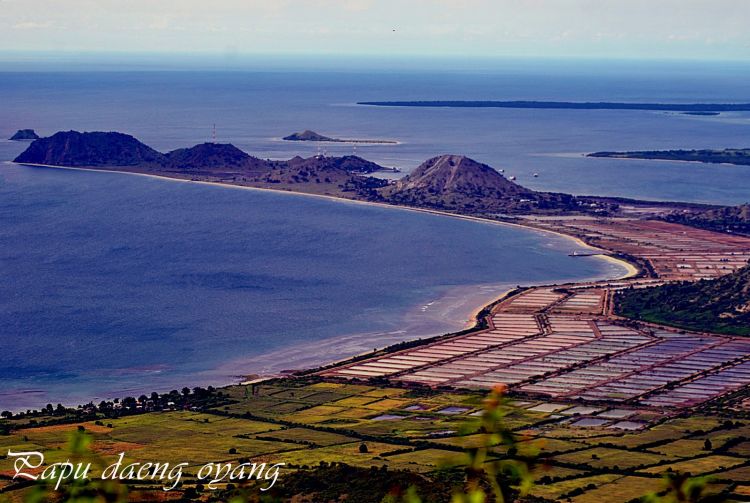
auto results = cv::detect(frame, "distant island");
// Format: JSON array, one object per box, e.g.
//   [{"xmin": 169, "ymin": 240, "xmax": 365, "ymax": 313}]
[
  {"xmin": 9, "ymin": 129, "xmax": 40, "ymax": 141},
  {"xmin": 357, "ymin": 100, "xmax": 750, "ymax": 112},
  {"xmin": 283, "ymin": 129, "xmax": 397, "ymax": 144},
  {"xmin": 681, "ymin": 111, "xmax": 720, "ymax": 116},
  {"xmin": 588, "ymin": 148, "xmax": 750, "ymax": 166}
]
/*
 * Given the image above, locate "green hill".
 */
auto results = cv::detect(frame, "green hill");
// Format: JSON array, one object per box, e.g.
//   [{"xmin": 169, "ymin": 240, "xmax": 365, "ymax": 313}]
[
  {"xmin": 616, "ymin": 263, "xmax": 750, "ymax": 335},
  {"xmin": 664, "ymin": 204, "xmax": 750, "ymax": 236}
]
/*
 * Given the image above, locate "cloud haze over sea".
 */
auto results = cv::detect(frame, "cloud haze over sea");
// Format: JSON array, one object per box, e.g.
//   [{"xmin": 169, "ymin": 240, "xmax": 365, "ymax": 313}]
[{"xmin": 1, "ymin": 0, "xmax": 749, "ymax": 60}]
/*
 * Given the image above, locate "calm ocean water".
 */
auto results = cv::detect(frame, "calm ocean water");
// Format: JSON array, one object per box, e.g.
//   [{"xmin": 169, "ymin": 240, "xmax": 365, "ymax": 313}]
[{"xmin": 1, "ymin": 60, "xmax": 747, "ymax": 409}]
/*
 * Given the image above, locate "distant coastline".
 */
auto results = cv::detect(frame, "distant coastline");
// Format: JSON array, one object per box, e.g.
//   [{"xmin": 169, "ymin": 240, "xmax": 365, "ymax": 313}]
[
  {"xmin": 357, "ymin": 100, "xmax": 750, "ymax": 112},
  {"xmin": 588, "ymin": 148, "xmax": 750, "ymax": 166}
]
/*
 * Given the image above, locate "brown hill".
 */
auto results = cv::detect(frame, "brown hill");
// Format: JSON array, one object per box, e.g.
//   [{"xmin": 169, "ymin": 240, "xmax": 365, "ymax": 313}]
[
  {"xmin": 163, "ymin": 143, "xmax": 272, "ymax": 178},
  {"xmin": 380, "ymin": 155, "xmax": 578, "ymax": 214},
  {"xmin": 254, "ymin": 155, "xmax": 389, "ymax": 196}
]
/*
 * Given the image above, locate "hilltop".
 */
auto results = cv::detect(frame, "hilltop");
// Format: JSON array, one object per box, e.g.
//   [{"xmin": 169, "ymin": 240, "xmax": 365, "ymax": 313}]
[
  {"xmin": 9, "ymin": 129, "xmax": 40, "ymax": 141},
  {"xmin": 14, "ymin": 131, "xmax": 167, "ymax": 167},
  {"xmin": 379, "ymin": 154, "xmax": 586, "ymax": 214},
  {"xmin": 616, "ymin": 263, "xmax": 750, "ymax": 335}
]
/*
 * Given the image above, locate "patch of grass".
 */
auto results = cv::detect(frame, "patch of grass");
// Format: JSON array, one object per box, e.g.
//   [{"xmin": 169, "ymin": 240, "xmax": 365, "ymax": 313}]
[
  {"xmin": 571, "ymin": 476, "xmax": 661, "ymax": 503},
  {"xmin": 639, "ymin": 455, "xmax": 746, "ymax": 475},
  {"xmin": 555, "ymin": 447, "xmax": 668, "ymax": 470},
  {"xmin": 528, "ymin": 474, "xmax": 621, "ymax": 500}
]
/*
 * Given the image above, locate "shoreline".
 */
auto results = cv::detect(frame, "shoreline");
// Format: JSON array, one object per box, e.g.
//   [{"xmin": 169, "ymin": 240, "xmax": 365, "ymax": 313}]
[{"xmin": 4, "ymin": 161, "xmax": 639, "ymax": 408}]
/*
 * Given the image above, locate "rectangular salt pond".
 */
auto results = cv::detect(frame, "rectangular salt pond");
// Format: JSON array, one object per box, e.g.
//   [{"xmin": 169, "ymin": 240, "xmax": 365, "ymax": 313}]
[
  {"xmin": 570, "ymin": 418, "xmax": 610, "ymax": 427},
  {"xmin": 609, "ymin": 421, "xmax": 646, "ymax": 430},
  {"xmin": 561, "ymin": 406, "xmax": 604, "ymax": 416},
  {"xmin": 437, "ymin": 406, "xmax": 472, "ymax": 415},
  {"xmin": 528, "ymin": 403, "xmax": 570, "ymax": 413},
  {"xmin": 403, "ymin": 404, "xmax": 430, "ymax": 411},
  {"xmin": 596, "ymin": 409, "xmax": 637, "ymax": 419},
  {"xmin": 372, "ymin": 414, "xmax": 405, "ymax": 421}
]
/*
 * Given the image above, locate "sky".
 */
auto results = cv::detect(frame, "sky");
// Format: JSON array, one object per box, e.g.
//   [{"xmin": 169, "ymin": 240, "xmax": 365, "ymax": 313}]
[{"xmin": 1, "ymin": 0, "xmax": 749, "ymax": 61}]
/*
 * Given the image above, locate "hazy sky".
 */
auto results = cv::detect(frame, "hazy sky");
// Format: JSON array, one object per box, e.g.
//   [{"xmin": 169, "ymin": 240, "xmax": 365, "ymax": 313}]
[{"xmin": 1, "ymin": 0, "xmax": 749, "ymax": 60}]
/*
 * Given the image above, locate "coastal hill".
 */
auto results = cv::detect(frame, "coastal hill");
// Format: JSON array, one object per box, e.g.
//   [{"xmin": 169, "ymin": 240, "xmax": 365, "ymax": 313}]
[
  {"xmin": 663, "ymin": 203, "xmax": 750, "ymax": 236},
  {"xmin": 616, "ymin": 262, "xmax": 750, "ymax": 335},
  {"xmin": 9, "ymin": 129, "xmax": 40, "ymax": 141},
  {"xmin": 291, "ymin": 154, "xmax": 384, "ymax": 174},
  {"xmin": 14, "ymin": 131, "xmax": 166, "ymax": 167},
  {"xmin": 164, "ymin": 143, "xmax": 271, "ymax": 173},
  {"xmin": 588, "ymin": 148, "xmax": 750, "ymax": 167},
  {"xmin": 380, "ymin": 154, "xmax": 584, "ymax": 213},
  {"xmin": 283, "ymin": 129, "xmax": 397, "ymax": 144}
]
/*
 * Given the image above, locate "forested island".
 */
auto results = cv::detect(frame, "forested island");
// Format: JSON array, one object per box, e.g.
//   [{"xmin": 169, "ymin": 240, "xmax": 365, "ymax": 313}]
[
  {"xmin": 588, "ymin": 148, "xmax": 750, "ymax": 166},
  {"xmin": 357, "ymin": 100, "xmax": 750, "ymax": 111}
]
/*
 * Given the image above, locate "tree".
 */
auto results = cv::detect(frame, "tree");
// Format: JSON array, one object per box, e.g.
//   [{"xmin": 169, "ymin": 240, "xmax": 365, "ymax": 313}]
[
  {"xmin": 359, "ymin": 443, "xmax": 369, "ymax": 453},
  {"xmin": 703, "ymin": 439, "xmax": 712, "ymax": 451}
]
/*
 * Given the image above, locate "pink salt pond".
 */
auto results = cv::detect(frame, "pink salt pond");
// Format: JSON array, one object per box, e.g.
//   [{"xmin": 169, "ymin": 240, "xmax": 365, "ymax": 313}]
[
  {"xmin": 372, "ymin": 414, "xmax": 405, "ymax": 421},
  {"xmin": 437, "ymin": 406, "xmax": 472, "ymax": 415}
]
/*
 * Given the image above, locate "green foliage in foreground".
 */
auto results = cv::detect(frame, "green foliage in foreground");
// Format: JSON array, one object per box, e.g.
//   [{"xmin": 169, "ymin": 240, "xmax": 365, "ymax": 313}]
[
  {"xmin": 15, "ymin": 385, "xmax": 728, "ymax": 503},
  {"xmin": 616, "ymin": 263, "xmax": 750, "ymax": 336}
]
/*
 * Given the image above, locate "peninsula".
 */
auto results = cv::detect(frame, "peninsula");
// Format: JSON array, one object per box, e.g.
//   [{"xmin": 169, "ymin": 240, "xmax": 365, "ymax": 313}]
[
  {"xmin": 283, "ymin": 129, "xmax": 397, "ymax": 144},
  {"xmin": 14, "ymin": 130, "xmax": 633, "ymax": 216},
  {"xmin": 588, "ymin": 148, "xmax": 750, "ymax": 166},
  {"xmin": 357, "ymin": 100, "xmax": 750, "ymax": 112}
]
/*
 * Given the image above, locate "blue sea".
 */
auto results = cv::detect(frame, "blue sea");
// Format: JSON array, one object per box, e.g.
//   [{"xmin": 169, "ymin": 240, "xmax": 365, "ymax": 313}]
[{"xmin": 1, "ymin": 58, "xmax": 748, "ymax": 410}]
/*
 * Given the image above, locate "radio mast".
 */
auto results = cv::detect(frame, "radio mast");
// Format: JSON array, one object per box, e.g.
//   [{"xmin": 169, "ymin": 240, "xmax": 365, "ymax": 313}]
[{"xmin": 212, "ymin": 123, "xmax": 216, "ymax": 143}]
